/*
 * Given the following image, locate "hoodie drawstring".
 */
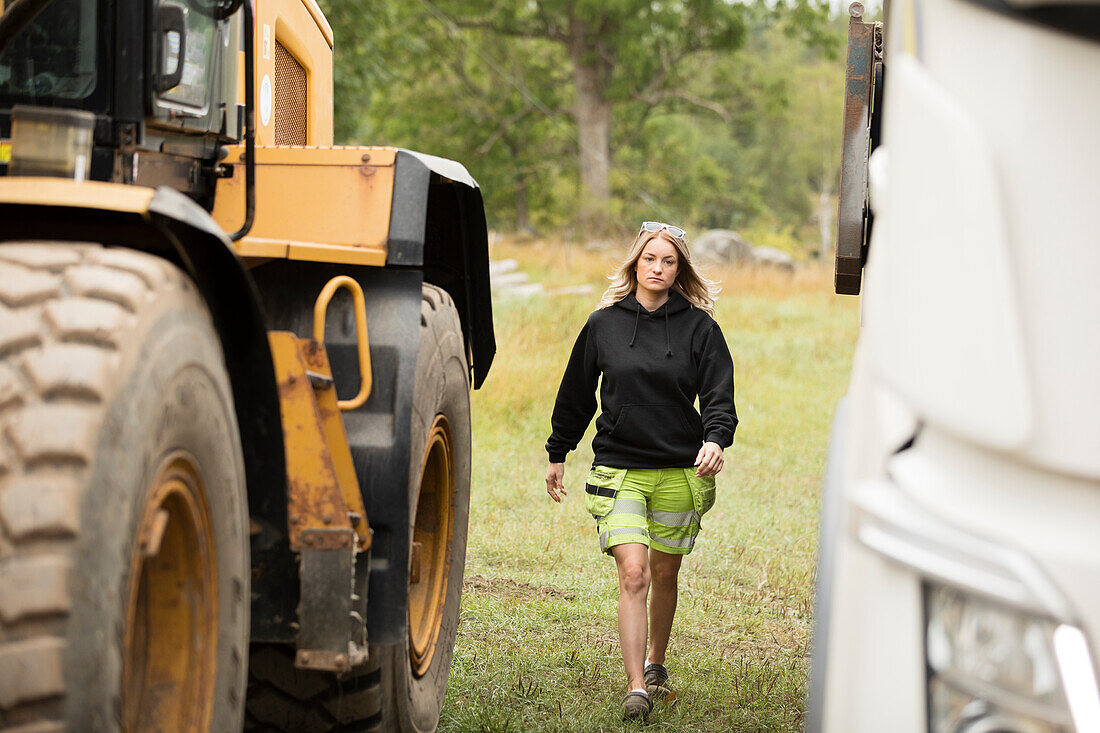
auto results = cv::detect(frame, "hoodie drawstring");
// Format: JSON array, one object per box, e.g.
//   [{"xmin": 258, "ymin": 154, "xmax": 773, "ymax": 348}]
[
  {"xmin": 628, "ymin": 299, "xmax": 673, "ymax": 356},
  {"xmin": 664, "ymin": 307, "xmax": 672, "ymax": 357},
  {"xmin": 628, "ymin": 302, "xmax": 641, "ymax": 347}
]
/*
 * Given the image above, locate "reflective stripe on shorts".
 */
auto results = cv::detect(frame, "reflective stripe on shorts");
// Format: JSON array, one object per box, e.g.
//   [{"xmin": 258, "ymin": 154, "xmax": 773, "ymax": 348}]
[
  {"xmin": 599, "ymin": 526, "xmax": 648, "ymax": 553},
  {"xmin": 649, "ymin": 508, "xmax": 695, "ymax": 527},
  {"xmin": 607, "ymin": 498, "xmax": 646, "ymax": 516},
  {"xmin": 650, "ymin": 533, "xmax": 696, "ymax": 551}
]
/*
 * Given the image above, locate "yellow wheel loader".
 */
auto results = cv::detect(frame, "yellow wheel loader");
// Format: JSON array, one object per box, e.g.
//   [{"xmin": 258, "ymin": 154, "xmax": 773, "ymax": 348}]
[{"xmin": 0, "ymin": 0, "xmax": 495, "ymax": 730}]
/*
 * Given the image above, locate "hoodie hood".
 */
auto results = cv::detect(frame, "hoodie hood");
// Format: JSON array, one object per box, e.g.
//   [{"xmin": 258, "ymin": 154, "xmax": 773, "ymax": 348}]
[
  {"xmin": 615, "ymin": 289, "xmax": 691, "ymax": 356},
  {"xmin": 613, "ymin": 289, "xmax": 692, "ymax": 315}
]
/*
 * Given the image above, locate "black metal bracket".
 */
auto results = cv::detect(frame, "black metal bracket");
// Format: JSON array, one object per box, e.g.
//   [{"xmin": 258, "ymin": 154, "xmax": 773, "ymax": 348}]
[
  {"xmin": 835, "ymin": 2, "xmax": 884, "ymax": 296},
  {"xmin": 229, "ymin": 0, "xmax": 256, "ymax": 241},
  {"xmin": 295, "ymin": 527, "xmax": 368, "ymax": 672}
]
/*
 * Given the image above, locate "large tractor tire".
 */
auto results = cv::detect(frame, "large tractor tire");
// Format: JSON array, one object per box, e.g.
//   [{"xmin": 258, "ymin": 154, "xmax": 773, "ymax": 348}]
[
  {"xmin": 377, "ymin": 283, "xmax": 472, "ymax": 733},
  {"xmin": 244, "ymin": 645, "xmax": 383, "ymax": 732},
  {"xmin": 243, "ymin": 283, "xmax": 471, "ymax": 733},
  {"xmin": 0, "ymin": 243, "xmax": 250, "ymax": 731}
]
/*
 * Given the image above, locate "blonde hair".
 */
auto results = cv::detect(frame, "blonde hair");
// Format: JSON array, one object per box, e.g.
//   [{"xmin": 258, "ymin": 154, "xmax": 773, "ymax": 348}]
[{"xmin": 596, "ymin": 229, "xmax": 719, "ymax": 315}]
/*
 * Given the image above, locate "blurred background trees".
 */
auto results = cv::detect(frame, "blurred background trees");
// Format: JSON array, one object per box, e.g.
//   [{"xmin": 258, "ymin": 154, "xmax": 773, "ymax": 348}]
[{"xmin": 317, "ymin": 0, "xmax": 851, "ymax": 259}]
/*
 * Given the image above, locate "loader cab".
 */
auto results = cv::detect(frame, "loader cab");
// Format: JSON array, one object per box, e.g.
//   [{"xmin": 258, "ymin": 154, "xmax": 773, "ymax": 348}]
[
  {"xmin": 0, "ymin": 0, "xmax": 107, "ymax": 114},
  {"xmin": 0, "ymin": 0, "xmax": 239, "ymax": 201},
  {"xmin": 1, "ymin": 0, "xmax": 334, "ymax": 201}
]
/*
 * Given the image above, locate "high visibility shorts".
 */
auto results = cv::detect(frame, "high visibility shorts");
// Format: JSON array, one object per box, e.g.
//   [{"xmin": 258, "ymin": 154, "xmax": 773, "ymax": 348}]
[{"xmin": 583, "ymin": 466, "xmax": 716, "ymax": 556}]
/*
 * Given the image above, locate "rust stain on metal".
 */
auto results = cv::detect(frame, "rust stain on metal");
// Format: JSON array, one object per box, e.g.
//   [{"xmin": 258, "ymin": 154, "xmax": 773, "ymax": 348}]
[
  {"xmin": 301, "ymin": 527, "xmax": 354, "ymax": 551},
  {"xmin": 299, "ymin": 339, "xmax": 371, "ymax": 551},
  {"xmin": 295, "ymin": 649, "xmax": 351, "ymax": 673},
  {"xmin": 268, "ymin": 331, "xmax": 353, "ymax": 552},
  {"xmin": 299, "ymin": 338, "xmax": 326, "ymax": 370}
]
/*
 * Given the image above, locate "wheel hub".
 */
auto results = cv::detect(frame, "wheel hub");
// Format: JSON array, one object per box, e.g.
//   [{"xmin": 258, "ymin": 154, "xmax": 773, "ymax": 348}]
[
  {"xmin": 122, "ymin": 451, "xmax": 218, "ymax": 732},
  {"xmin": 408, "ymin": 415, "xmax": 455, "ymax": 677}
]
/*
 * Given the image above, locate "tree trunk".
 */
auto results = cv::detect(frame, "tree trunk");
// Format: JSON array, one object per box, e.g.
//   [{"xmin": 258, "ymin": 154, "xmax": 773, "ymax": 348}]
[
  {"xmin": 568, "ymin": 16, "xmax": 613, "ymax": 230},
  {"xmin": 515, "ymin": 176, "xmax": 531, "ymax": 233},
  {"xmin": 818, "ymin": 178, "xmax": 834, "ymax": 260},
  {"xmin": 818, "ymin": 77, "xmax": 838, "ymax": 260}
]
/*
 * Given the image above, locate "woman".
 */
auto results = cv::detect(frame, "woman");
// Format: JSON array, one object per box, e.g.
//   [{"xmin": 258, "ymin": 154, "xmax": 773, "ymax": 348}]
[{"xmin": 544, "ymin": 221, "xmax": 738, "ymax": 721}]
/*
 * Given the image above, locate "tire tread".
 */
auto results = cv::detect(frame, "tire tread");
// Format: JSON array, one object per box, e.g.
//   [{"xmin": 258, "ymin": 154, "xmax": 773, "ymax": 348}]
[
  {"xmin": 0, "ymin": 242, "xmax": 176, "ymax": 726},
  {"xmin": 377, "ymin": 283, "xmax": 469, "ymax": 733},
  {"xmin": 245, "ymin": 644, "xmax": 382, "ymax": 732}
]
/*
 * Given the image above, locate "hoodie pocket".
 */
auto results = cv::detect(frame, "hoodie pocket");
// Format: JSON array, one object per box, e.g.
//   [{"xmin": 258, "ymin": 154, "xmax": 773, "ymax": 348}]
[
  {"xmin": 611, "ymin": 404, "xmax": 697, "ymax": 454},
  {"xmin": 683, "ymin": 469, "xmax": 716, "ymax": 519},
  {"xmin": 584, "ymin": 466, "xmax": 626, "ymax": 519}
]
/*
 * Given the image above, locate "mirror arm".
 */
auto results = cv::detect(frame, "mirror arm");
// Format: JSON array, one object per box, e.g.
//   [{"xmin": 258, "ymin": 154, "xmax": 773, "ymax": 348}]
[{"xmin": 229, "ymin": 0, "xmax": 255, "ymax": 242}]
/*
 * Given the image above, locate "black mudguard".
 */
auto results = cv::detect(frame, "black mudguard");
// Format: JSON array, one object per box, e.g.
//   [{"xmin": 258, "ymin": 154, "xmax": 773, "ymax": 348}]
[
  {"xmin": 390, "ymin": 150, "xmax": 495, "ymax": 389},
  {"xmin": 251, "ymin": 261, "xmax": 423, "ymax": 646}
]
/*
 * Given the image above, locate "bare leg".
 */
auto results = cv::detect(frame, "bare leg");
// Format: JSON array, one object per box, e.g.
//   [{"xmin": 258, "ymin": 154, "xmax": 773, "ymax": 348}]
[
  {"xmin": 611, "ymin": 543, "xmax": 651, "ymax": 691},
  {"xmin": 647, "ymin": 548, "xmax": 683, "ymax": 666}
]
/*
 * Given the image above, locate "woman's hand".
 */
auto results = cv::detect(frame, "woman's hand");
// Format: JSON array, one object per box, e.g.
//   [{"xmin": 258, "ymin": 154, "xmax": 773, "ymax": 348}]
[
  {"xmin": 694, "ymin": 441, "xmax": 725, "ymax": 477},
  {"xmin": 545, "ymin": 462, "xmax": 567, "ymax": 503}
]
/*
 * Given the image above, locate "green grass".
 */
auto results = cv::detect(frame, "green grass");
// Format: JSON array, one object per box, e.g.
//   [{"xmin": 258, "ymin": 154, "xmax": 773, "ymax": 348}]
[{"xmin": 441, "ymin": 239, "xmax": 860, "ymax": 732}]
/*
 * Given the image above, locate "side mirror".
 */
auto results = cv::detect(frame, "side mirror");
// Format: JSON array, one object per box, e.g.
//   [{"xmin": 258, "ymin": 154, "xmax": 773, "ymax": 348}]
[{"xmin": 156, "ymin": 5, "xmax": 187, "ymax": 93}]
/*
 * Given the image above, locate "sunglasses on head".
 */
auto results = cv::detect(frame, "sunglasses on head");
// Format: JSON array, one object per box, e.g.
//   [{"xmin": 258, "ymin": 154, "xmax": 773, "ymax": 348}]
[{"xmin": 640, "ymin": 221, "xmax": 687, "ymax": 240}]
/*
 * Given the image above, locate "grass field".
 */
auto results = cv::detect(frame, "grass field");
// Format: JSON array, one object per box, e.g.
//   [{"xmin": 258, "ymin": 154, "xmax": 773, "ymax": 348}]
[{"xmin": 439, "ymin": 239, "xmax": 861, "ymax": 732}]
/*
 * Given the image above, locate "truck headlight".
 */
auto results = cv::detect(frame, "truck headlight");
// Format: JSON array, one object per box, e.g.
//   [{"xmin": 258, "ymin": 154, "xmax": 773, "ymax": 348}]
[
  {"xmin": 9, "ymin": 105, "xmax": 95, "ymax": 182},
  {"xmin": 926, "ymin": 584, "xmax": 1100, "ymax": 732}
]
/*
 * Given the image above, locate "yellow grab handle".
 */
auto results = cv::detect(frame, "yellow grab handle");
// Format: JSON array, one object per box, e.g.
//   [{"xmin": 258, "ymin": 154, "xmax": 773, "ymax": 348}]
[{"xmin": 313, "ymin": 275, "xmax": 372, "ymax": 411}]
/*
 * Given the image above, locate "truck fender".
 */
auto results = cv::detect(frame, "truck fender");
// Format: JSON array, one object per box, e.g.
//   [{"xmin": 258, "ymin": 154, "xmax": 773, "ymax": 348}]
[
  {"xmin": 249, "ymin": 261, "xmax": 424, "ymax": 646},
  {"xmin": 389, "ymin": 150, "xmax": 495, "ymax": 389}
]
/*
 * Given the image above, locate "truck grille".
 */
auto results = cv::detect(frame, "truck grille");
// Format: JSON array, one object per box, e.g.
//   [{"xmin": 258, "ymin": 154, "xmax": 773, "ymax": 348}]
[{"xmin": 274, "ymin": 41, "xmax": 307, "ymax": 145}]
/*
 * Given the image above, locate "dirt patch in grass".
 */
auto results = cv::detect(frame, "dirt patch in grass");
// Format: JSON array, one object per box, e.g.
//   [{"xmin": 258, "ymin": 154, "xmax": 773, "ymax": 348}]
[{"xmin": 464, "ymin": 574, "xmax": 577, "ymax": 601}]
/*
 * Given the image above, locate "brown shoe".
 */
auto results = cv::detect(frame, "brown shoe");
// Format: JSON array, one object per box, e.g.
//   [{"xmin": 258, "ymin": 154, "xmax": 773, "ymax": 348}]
[
  {"xmin": 644, "ymin": 663, "xmax": 673, "ymax": 700},
  {"xmin": 622, "ymin": 690, "xmax": 653, "ymax": 721}
]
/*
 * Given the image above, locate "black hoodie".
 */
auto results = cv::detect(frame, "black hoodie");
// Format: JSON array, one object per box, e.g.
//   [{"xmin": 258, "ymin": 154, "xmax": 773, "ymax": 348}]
[{"xmin": 546, "ymin": 290, "xmax": 738, "ymax": 469}]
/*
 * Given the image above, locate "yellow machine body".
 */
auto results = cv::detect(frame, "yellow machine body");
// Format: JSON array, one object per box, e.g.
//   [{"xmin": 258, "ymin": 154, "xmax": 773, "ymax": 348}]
[
  {"xmin": 0, "ymin": 176, "xmax": 156, "ymax": 211},
  {"xmin": 212, "ymin": 146, "xmax": 400, "ymax": 266},
  {"xmin": 248, "ymin": 0, "xmax": 334, "ymax": 147},
  {"xmin": 209, "ymin": 0, "xmax": 419, "ymax": 268}
]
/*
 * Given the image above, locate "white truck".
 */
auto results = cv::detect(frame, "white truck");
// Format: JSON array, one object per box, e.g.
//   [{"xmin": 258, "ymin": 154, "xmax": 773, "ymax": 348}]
[{"xmin": 808, "ymin": 1, "xmax": 1100, "ymax": 731}]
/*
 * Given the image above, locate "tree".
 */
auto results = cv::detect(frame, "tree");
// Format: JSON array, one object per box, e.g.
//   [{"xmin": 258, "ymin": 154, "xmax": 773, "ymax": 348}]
[
  {"xmin": 320, "ymin": 0, "xmax": 844, "ymax": 249},
  {"xmin": 319, "ymin": 0, "xmax": 578, "ymax": 231},
  {"xmin": 792, "ymin": 60, "xmax": 844, "ymax": 258},
  {"xmin": 426, "ymin": 0, "xmax": 751, "ymax": 228}
]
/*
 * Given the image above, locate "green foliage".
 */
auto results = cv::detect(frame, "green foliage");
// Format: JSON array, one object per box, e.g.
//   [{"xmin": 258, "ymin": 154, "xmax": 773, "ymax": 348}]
[
  {"xmin": 318, "ymin": 0, "xmax": 849, "ymax": 256},
  {"xmin": 741, "ymin": 222, "xmax": 805, "ymax": 260}
]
